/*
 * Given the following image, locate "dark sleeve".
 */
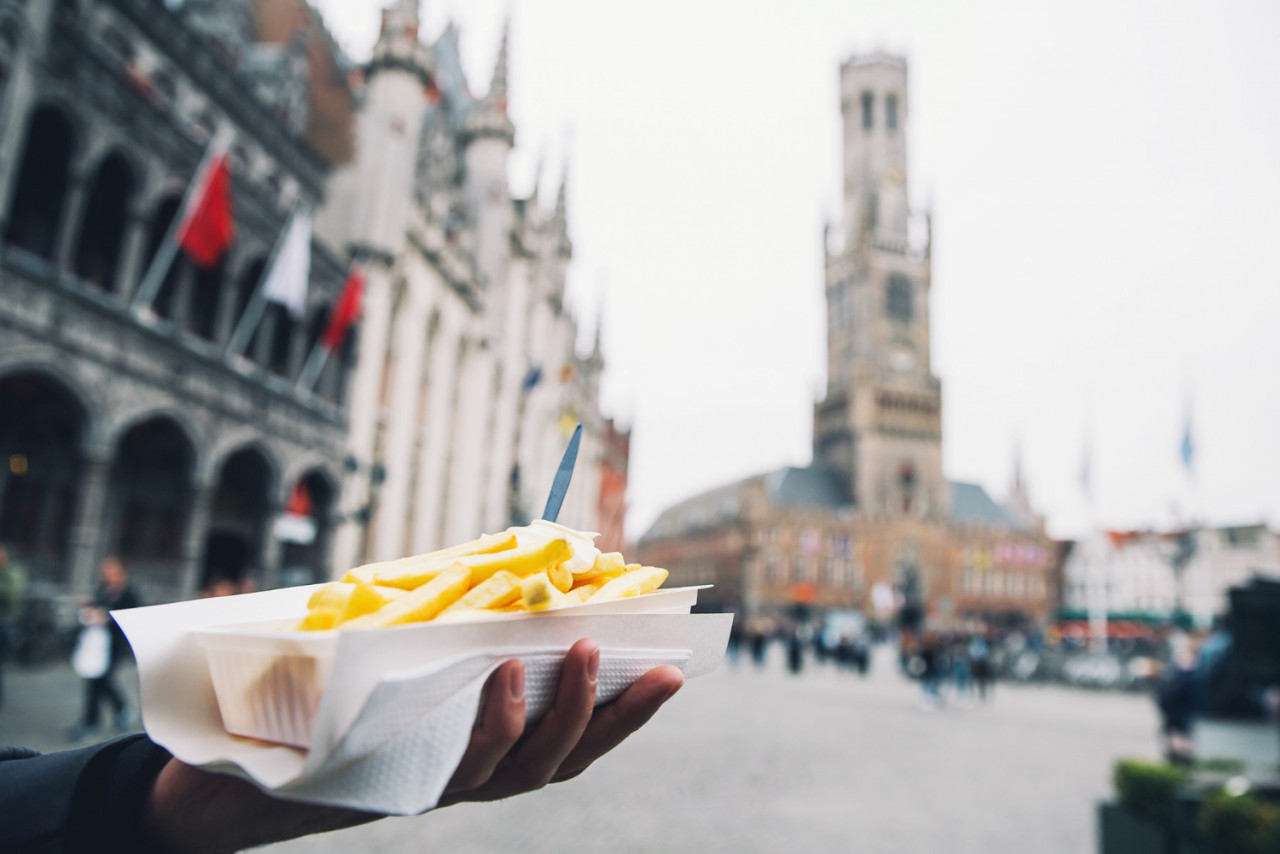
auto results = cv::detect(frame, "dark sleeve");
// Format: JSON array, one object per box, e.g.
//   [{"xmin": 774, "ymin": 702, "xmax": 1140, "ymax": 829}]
[{"xmin": 0, "ymin": 735, "xmax": 172, "ymax": 853}]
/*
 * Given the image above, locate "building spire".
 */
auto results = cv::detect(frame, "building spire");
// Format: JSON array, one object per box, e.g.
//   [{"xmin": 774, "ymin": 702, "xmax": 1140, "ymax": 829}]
[
  {"xmin": 380, "ymin": 0, "xmax": 420, "ymax": 44},
  {"xmin": 490, "ymin": 18, "xmax": 509, "ymax": 114}
]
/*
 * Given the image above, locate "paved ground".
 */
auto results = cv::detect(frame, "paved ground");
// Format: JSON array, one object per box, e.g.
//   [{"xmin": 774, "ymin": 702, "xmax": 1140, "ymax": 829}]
[{"xmin": 2, "ymin": 645, "xmax": 1160, "ymax": 853}]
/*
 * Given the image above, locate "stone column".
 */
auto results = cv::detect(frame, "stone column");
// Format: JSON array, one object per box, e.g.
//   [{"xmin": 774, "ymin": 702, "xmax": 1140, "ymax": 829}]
[
  {"xmin": 258, "ymin": 501, "xmax": 285, "ymax": 590},
  {"xmin": 53, "ymin": 165, "xmax": 90, "ymax": 275},
  {"xmin": 177, "ymin": 478, "xmax": 215, "ymax": 601},
  {"xmin": 116, "ymin": 203, "xmax": 151, "ymax": 303},
  {"xmin": 67, "ymin": 452, "xmax": 111, "ymax": 597}
]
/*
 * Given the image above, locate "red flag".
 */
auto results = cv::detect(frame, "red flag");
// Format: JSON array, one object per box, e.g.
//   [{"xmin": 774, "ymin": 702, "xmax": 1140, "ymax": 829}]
[
  {"xmin": 178, "ymin": 154, "xmax": 235, "ymax": 269},
  {"xmin": 323, "ymin": 268, "xmax": 364, "ymax": 351}
]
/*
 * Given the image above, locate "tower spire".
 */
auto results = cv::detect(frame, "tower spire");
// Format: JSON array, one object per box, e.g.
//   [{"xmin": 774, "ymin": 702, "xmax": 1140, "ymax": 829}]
[{"xmin": 490, "ymin": 18, "xmax": 509, "ymax": 114}]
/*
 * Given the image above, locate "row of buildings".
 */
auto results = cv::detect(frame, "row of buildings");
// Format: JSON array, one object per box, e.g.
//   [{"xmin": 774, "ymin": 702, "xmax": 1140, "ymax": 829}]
[
  {"xmin": 0, "ymin": 0, "xmax": 628, "ymax": 606},
  {"xmin": 635, "ymin": 54, "xmax": 1280, "ymax": 633}
]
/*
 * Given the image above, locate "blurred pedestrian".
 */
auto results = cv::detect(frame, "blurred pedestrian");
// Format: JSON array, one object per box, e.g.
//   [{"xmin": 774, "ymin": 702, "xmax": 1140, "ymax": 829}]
[
  {"xmin": 970, "ymin": 631, "xmax": 994, "ymax": 701},
  {"xmin": 1156, "ymin": 645, "xmax": 1197, "ymax": 766},
  {"xmin": 0, "ymin": 543, "xmax": 29, "ymax": 707},
  {"xmin": 951, "ymin": 636, "xmax": 973, "ymax": 698},
  {"xmin": 918, "ymin": 632, "xmax": 945, "ymax": 709},
  {"xmin": 787, "ymin": 628, "xmax": 805, "ymax": 675},
  {"xmin": 68, "ymin": 556, "xmax": 142, "ymax": 741}
]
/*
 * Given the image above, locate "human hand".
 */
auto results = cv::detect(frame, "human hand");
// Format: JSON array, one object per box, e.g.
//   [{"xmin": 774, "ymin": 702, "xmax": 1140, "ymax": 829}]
[
  {"xmin": 142, "ymin": 639, "xmax": 684, "ymax": 853},
  {"xmin": 441, "ymin": 638, "xmax": 685, "ymax": 804}
]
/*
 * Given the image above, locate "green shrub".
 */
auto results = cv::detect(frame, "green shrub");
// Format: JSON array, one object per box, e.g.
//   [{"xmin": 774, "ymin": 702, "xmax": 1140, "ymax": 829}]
[
  {"xmin": 1197, "ymin": 789, "xmax": 1280, "ymax": 854},
  {"xmin": 1195, "ymin": 757, "xmax": 1248, "ymax": 775},
  {"xmin": 1113, "ymin": 758, "xmax": 1189, "ymax": 825}
]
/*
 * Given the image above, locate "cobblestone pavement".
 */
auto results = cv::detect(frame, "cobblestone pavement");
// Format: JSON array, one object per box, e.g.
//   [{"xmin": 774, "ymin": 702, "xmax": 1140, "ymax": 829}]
[{"xmin": 1, "ymin": 647, "xmax": 1160, "ymax": 853}]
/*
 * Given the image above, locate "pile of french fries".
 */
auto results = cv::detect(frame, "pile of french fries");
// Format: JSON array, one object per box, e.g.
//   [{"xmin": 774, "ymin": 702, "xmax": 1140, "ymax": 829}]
[{"xmin": 296, "ymin": 522, "xmax": 668, "ymax": 631}]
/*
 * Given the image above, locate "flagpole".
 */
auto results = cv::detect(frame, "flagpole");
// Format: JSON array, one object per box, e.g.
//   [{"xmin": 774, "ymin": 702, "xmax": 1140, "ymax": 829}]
[
  {"xmin": 297, "ymin": 342, "xmax": 330, "ymax": 393},
  {"xmin": 225, "ymin": 202, "xmax": 303, "ymax": 358},
  {"xmin": 131, "ymin": 127, "xmax": 232, "ymax": 314}
]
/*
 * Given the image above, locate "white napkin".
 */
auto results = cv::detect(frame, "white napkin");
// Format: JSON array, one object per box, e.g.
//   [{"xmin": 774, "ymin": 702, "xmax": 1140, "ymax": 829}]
[{"xmin": 113, "ymin": 587, "xmax": 732, "ymax": 815}]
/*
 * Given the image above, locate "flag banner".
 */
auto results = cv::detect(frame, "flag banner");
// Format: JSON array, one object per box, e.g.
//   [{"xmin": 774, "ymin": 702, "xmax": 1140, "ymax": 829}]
[
  {"xmin": 262, "ymin": 208, "xmax": 311, "ymax": 317},
  {"xmin": 1180, "ymin": 419, "xmax": 1194, "ymax": 472},
  {"xmin": 178, "ymin": 154, "xmax": 235, "ymax": 269},
  {"xmin": 323, "ymin": 268, "xmax": 364, "ymax": 351}
]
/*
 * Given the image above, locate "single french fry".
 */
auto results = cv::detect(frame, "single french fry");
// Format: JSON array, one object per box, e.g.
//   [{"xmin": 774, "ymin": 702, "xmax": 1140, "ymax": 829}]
[
  {"xmin": 307, "ymin": 582, "xmax": 355, "ymax": 613},
  {"xmin": 342, "ymin": 566, "xmax": 471, "ymax": 628},
  {"xmin": 462, "ymin": 538, "xmax": 572, "ymax": 586},
  {"xmin": 342, "ymin": 532, "xmax": 518, "ymax": 588},
  {"xmin": 307, "ymin": 581, "xmax": 405, "ymax": 612},
  {"xmin": 547, "ymin": 561, "xmax": 573, "ymax": 594},
  {"xmin": 520, "ymin": 572, "xmax": 558, "ymax": 611},
  {"xmin": 589, "ymin": 566, "xmax": 668, "ymax": 602},
  {"xmin": 560, "ymin": 584, "xmax": 599, "ymax": 605},
  {"xmin": 568, "ymin": 552, "xmax": 627, "ymax": 586},
  {"xmin": 340, "ymin": 581, "xmax": 390, "ymax": 624},
  {"xmin": 441, "ymin": 570, "xmax": 523, "ymax": 614},
  {"xmin": 296, "ymin": 607, "xmax": 342, "ymax": 631}
]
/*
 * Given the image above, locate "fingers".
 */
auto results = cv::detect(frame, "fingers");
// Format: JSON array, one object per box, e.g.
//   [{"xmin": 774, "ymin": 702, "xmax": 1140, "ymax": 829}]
[
  {"xmin": 552, "ymin": 664, "xmax": 684, "ymax": 782},
  {"xmin": 444, "ymin": 659, "xmax": 526, "ymax": 795},
  {"xmin": 497, "ymin": 638, "xmax": 599, "ymax": 792}
]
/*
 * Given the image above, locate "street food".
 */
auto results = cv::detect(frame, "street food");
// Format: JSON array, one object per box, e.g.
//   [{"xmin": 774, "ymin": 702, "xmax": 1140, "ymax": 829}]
[{"xmin": 295, "ymin": 520, "xmax": 669, "ymax": 630}]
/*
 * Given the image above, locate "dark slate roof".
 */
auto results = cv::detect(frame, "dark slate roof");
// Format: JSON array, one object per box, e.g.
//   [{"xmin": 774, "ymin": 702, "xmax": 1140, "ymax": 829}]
[
  {"xmin": 764, "ymin": 465, "xmax": 851, "ymax": 511},
  {"xmin": 949, "ymin": 481, "xmax": 1017, "ymax": 528},
  {"xmin": 642, "ymin": 471, "xmax": 1023, "ymax": 543}
]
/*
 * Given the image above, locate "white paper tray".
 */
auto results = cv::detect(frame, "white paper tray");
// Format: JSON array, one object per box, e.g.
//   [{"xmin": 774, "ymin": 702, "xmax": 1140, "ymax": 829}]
[{"xmin": 113, "ymin": 585, "xmax": 731, "ymax": 815}]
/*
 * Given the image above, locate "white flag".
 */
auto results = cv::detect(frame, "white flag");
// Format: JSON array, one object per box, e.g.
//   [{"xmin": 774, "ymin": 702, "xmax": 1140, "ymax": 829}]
[{"xmin": 262, "ymin": 208, "xmax": 311, "ymax": 317}]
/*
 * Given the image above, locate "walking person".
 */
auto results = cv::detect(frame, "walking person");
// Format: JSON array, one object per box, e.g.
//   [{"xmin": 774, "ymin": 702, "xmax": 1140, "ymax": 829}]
[
  {"xmin": 0, "ymin": 544, "xmax": 28, "ymax": 707},
  {"xmin": 918, "ymin": 632, "xmax": 945, "ymax": 709},
  {"xmin": 951, "ymin": 635, "xmax": 973, "ymax": 699},
  {"xmin": 970, "ymin": 630, "xmax": 994, "ymax": 701},
  {"xmin": 68, "ymin": 556, "xmax": 142, "ymax": 741}
]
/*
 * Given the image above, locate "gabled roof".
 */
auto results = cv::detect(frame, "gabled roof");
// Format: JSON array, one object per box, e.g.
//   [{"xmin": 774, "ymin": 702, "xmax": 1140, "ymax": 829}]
[{"xmin": 949, "ymin": 481, "xmax": 1018, "ymax": 528}]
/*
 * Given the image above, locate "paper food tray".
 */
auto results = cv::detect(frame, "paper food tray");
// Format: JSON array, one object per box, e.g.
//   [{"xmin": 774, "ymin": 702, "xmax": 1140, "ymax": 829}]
[
  {"xmin": 191, "ymin": 585, "xmax": 705, "ymax": 748},
  {"xmin": 113, "ymin": 584, "xmax": 731, "ymax": 815}
]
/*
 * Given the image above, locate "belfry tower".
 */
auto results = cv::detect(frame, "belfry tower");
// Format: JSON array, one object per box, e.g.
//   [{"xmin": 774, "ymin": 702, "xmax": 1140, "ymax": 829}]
[{"xmin": 813, "ymin": 54, "xmax": 947, "ymax": 520}]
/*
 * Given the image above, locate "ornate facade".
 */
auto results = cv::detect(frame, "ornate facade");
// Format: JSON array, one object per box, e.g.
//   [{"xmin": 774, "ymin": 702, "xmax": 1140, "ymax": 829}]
[
  {"xmin": 317, "ymin": 3, "xmax": 620, "ymax": 569},
  {"xmin": 0, "ymin": 0, "xmax": 357, "ymax": 604},
  {"xmin": 638, "ymin": 55, "xmax": 1053, "ymax": 628}
]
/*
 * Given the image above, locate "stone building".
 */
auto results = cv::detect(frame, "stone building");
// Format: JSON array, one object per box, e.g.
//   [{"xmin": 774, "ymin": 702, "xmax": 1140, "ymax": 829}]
[
  {"xmin": 637, "ymin": 54, "xmax": 1054, "ymax": 628},
  {"xmin": 316, "ymin": 2, "xmax": 619, "ymax": 570},
  {"xmin": 1060, "ymin": 524, "xmax": 1280, "ymax": 629},
  {"xmin": 0, "ymin": 0, "xmax": 358, "ymax": 604}
]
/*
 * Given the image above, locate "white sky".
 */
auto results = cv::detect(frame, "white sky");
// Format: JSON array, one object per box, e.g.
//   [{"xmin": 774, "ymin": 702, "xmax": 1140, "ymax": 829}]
[{"xmin": 313, "ymin": 0, "xmax": 1280, "ymax": 542}]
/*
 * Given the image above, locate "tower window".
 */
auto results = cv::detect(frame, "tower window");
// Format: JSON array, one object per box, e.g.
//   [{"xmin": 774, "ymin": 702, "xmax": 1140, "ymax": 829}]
[
  {"xmin": 886, "ymin": 273, "xmax": 913, "ymax": 322},
  {"xmin": 860, "ymin": 91, "xmax": 874, "ymax": 130},
  {"xmin": 886, "ymin": 94, "xmax": 898, "ymax": 131}
]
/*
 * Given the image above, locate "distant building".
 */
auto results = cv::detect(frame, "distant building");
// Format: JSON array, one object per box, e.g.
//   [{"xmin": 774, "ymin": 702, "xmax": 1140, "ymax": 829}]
[
  {"xmin": 1060, "ymin": 524, "xmax": 1280, "ymax": 628},
  {"xmin": 316, "ymin": 2, "xmax": 619, "ymax": 569},
  {"xmin": 0, "ymin": 0, "xmax": 357, "ymax": 603},
  {"xmin": 637, "ymin": 54, "xmax": 1053, "ymax": 627}
]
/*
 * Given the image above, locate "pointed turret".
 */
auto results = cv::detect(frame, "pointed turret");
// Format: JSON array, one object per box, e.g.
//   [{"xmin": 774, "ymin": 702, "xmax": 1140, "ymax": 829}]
[
  {"xmin": 551, "ymin": 165, "xmax": 572, "ymax": 258},
  {"xmin": 369, "ymin": 0, "xmax": 432, "ymax": 85},
  {"xmin": 464, "ymin": 18, "xmax": 515, "ymax": 144}
]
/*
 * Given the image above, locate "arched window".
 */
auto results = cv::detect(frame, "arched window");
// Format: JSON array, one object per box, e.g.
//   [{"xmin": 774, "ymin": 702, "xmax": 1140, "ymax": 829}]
[
  {"xmin": 886, "ymin": 93, "xmax": 898, "ymax": 132},
  {"xmin": 188, "ymin": 259, "xmax": 226, "ymax": 341},
  {"xmin": 265, "ymin": 303, "xmax": 295, "ymax": 376},
  {"xmin": 860, "ymin": 91, "xmax": 874, "ymax": 130},
  {"xmin": 3, "ymin": 105, "xmax": 74, "ymax": 261},
  {"xmin": 73, "ymin": 153, "xmax": 134, "ymax": 292},
  {"xmin": 144, "ymin": 195, "xmax": 189, "ymax": 320},
  {"xmin": 886, "ymin": 273, "xmax": 913, "ymax": 322}
]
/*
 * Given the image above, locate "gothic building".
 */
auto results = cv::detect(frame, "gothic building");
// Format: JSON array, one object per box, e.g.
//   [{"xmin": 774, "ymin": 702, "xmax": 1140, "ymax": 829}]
[
  {"xmin": 315, "ymin": 3, "xmax": 621, "ymax": 569},
  {"xmin": 0, "ymin": 0, "xmax": 358, "ymax": 604},
  {"xmin": 637, "ymin": 55, "xmax": 1053, "ymax": 628}
]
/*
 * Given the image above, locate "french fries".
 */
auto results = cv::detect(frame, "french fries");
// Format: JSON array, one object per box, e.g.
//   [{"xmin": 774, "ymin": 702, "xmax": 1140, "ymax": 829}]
[{"xmin": 296, "ymin": 524, "xmax": 672, "ymax": 631}]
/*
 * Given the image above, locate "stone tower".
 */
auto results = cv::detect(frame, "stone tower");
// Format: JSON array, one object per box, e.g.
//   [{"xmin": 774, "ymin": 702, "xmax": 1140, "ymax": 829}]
[{"xmin": 813, "ymin": 53, "xmax": 947, "ymax": 520}]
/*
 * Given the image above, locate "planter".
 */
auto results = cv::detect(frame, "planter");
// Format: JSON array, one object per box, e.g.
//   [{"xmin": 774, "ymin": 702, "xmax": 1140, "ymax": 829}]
[{"xmin": 1098, "ymin": 802, "xmax": 1170, "ymax": 854}]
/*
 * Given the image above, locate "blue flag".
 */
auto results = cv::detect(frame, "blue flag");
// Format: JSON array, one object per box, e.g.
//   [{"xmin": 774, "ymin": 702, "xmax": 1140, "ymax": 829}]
[{"xmin": 1180, "ymin": 419, "xmax": 1194, "ymax": 471}]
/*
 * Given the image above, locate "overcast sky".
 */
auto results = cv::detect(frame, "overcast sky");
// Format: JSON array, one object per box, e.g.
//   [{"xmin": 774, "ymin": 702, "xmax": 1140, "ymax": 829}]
[{"xmin": 313, "ymin": 0, "xmax": 1280, "ymax": 542}]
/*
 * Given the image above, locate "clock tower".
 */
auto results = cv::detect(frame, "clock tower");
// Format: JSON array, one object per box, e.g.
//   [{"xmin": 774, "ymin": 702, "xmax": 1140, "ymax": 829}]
[{"xmin": 814, "ymin": 53, "xmax": 947, "ymax": 520}]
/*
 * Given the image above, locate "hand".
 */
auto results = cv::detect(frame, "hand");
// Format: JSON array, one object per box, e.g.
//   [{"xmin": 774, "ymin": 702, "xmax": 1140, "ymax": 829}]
[
  {"xmin": 441, "ymin": 638, "xmax": 685, "ymax": 804},
  {"xmin": 142, "ymin": 639, "xmax": 684, "ymax": 853}
]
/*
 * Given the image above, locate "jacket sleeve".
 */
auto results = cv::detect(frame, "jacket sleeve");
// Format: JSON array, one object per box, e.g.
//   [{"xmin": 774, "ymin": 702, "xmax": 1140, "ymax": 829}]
[{"xmin": 0, "ymin": 734, "xmax": 172, "ymax": 853}]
